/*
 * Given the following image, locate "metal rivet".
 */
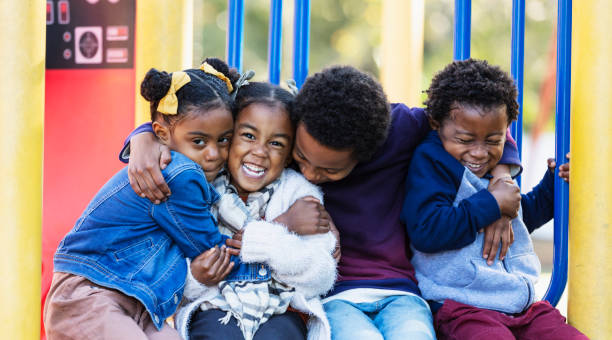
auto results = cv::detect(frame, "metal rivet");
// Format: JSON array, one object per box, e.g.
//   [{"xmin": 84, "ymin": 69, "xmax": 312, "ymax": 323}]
[{"xmin": 258, "ymin": 267, "xmax": 267, "ymax": 276}]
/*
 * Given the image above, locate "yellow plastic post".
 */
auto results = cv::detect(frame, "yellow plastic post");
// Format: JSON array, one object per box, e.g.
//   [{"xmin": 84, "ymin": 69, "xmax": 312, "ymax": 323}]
[
  {"xmin": 135, "ymin": 0, "xmax": 194, "ymax": 125},
  {"xmin": 380, "ymin": 0, "xmax": 424, "ymax": 106},
  {"xmin": 568, "ymin": 0, "xmax": 612, "ymax": 338},
  {"xmin": 0, "ymin": 2, "xmax": 45, "ymax": 339}
]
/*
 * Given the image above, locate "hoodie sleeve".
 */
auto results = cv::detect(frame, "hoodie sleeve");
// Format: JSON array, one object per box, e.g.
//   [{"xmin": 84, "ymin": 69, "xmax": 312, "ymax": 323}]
[
  {"xmin": 521, "ymin": 168, "xmax": 555, "ymax": 233},
  {"xmin": 499, "ymin": 129, "xmax": 523, "ymax": 177},
  {"xmin": 118, "ymin": 122, "xmax": 154, "ymax": 163},
  {"xmin": 401, "ymin": 135, "xmax": 501, "ymax": 253}
]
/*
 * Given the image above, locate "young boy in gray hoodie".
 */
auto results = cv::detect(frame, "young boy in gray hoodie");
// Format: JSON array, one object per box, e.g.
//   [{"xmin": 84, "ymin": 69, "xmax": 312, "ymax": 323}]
[{"xmin": 401, "ymin": 59, "xmax": 586, "ymax": 340}]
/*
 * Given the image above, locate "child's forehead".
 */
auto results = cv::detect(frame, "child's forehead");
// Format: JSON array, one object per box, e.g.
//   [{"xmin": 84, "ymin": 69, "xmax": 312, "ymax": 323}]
[{"xmin": 449, "ymin": 102, "xmax": 507, "ymax": 119}]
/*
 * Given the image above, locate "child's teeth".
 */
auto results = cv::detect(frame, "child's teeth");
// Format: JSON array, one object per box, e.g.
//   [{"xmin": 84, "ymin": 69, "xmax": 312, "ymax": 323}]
[{"xmin": 243, "ymin": 163, "xmax": 265, "ymax": 176}]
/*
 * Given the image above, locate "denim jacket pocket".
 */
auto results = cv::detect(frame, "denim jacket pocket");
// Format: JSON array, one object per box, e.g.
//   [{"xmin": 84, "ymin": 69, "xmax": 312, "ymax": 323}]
[{"xmin": 114, "ymin": 238, "xmax": 154, "ymax": 261}]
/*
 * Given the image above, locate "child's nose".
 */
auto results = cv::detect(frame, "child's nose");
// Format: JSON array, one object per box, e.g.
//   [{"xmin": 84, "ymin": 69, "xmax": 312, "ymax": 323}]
[
  {"xmin": 204, "ymin": 145, "xmax": 219, "ymax": 161},
  {"xmin": 469, "ymin": 145, "xmax": 488, "ymax": 159},
  {"xmin": 300, "ymin": 164, "xmax": 321, "ymax": 183},
  {"xmin": 251, "ymin": 143, "xmax": 268, "ymax": 157}
]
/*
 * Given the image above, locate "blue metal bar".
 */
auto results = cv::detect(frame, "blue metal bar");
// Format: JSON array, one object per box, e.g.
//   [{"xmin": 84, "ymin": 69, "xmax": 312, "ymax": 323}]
[
  {"xmin": 268, "ymin": 0, "xmax": 283, "ymax": 84},
  {"xmin": 227, "ymin": 0, "xmax": 245, "ymax": 71},
  {"xmin": 544, "ymin": 0, "xmax": 571, "ymax": 306},
  {"xmin": 293, "ymin": 0, "xmax": 310, "ymax": 88},
  {"xmin": 510, "ymin": 0, "xmax": 525, "ymax": 187},
  {"xmin": 453, "ymin": 0, "xmax": 471, "ymax": 60}
]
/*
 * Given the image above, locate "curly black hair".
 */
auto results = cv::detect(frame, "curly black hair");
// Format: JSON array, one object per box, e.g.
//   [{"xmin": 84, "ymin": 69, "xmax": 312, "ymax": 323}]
[
  {"xmin": 424, "ymin": 58, "xmax": 519, "ymax": 126},
  {"xmin": 293, "ymin": 65, "xmax": 390, "ymax": 162},
  {"xmin": 140, "ymin": 57, "xmax": 239, "ymax": 126}
]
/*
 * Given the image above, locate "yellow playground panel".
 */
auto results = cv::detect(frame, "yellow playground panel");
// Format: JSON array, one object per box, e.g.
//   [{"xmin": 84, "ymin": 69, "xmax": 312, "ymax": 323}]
[{"xmin": 1, "ymin": 1, "xmax": 610, "ymax": 339}]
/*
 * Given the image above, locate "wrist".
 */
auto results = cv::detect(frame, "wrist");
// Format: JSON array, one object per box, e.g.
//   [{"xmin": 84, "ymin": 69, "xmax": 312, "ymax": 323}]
[
  {"xmin": 490, "ymin": 164, "xmax": 511, "ymax": 179},
  {"xmin": 273, "ymin": 214, "xmax": 289, "ymax": 228},
  {"xmin": 490, "ymin": 192, "xmax": 505, "ymax": 215}
]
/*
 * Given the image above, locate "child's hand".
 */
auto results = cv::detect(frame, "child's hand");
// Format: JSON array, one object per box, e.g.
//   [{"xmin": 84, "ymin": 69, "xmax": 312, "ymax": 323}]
[
  {"xmin": 274, "ymin": 196, "xmax": 331, "ymax": 235},
  {"xmin": 225, "ymin": 229, "xmax": 243, "ymax": 253},
  {"xmin": 488, "ymin": 176, "xmax": 521, "ymax": 218},
  {"xmin": 329, "ymin": 220, "xmax": 341, "ymax": 262},
  {"xmin": 480, "ymin": 216, "xmax": 514, "ymax": 265},
  {"xmin": 548, "ymin": 152, "xmax": 570, "ymax": 182},
  {"xmin": 190, "ymin": 246, "xmax": 234, "ymax": 285},
  {"xmin": 128, "ymin": 132, "xmax": 172, "ymax": 203}
]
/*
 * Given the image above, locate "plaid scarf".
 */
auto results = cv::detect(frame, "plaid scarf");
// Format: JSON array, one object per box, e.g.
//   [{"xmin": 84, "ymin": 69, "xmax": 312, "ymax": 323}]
[{"xmin": 206, "ymin": 172, "xmax": 295, "ymax": 340}]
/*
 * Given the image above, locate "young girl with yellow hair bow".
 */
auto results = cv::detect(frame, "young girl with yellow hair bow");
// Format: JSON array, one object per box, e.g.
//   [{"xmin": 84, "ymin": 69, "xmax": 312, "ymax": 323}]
[{"xmin": 44, "ymin": 58, "xmax": 239, "ymax": 340}]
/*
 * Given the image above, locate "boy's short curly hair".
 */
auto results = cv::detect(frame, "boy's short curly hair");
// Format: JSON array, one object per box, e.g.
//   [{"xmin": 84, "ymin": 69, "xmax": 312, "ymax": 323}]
[
  {"xmin": 424, "ymin": 58, "xmax": 519, "ymax": 126},
  {"xmin": 293, "ymin": 65, "xmax": 390, "ymax": 162}
]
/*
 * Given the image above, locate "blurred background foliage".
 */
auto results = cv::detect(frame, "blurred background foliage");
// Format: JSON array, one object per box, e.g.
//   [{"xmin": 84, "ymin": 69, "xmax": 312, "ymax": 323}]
[{"xmin": 193, "ymin": 0, "xmax": 557, "ymax": 133}]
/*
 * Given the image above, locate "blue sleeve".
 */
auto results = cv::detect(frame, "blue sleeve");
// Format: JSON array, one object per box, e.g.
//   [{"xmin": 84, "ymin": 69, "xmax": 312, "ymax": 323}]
[
  {"xmin": 118, "ymin": 122, "xmax": 154, "ymax": 163},
  {"xmin": 521, "ymin": 169, "xmax": 555, "ymax": 233},
  {"xmin": 499, "ymin": 129, "xmax": 523, "ymax": 178},
  {"xmin": 400, "ymin": 141, "xmax": 502, "ymax": 253},
  {"xmin": 151, "ymin": 168, "xmax": 230, "ymax": 260}
]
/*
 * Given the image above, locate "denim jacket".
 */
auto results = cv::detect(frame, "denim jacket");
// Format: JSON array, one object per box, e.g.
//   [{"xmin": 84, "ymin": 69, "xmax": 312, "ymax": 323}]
[{"xmin": 55, "ymin": 152, "xmax": 233, "ymax": 329}]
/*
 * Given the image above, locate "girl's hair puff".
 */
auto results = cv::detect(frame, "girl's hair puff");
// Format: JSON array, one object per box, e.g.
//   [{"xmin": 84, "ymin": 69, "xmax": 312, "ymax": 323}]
[
  {"xmin": 140, "ymin": 57, "xmax": 239, "ymax": 127},
  {"xmin": 233, "ymin": 82, "xmax": 296, "ymax": 126}
]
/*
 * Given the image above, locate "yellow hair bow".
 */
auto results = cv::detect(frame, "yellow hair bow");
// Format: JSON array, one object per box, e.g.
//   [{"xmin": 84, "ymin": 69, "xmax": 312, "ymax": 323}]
[
  {"xmin": 157, "ymin": 71, "xmax": 191, "ymax": 115},
  {"xmin": 200, "ymin": 62, "xmax": 234, "ymax": 93}
]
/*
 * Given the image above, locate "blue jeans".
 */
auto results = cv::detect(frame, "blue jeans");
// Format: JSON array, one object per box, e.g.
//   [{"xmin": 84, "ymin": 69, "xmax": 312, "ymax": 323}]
[{"xmin": 324, "ymin": 295, "xmax": 436, "ymax": 340}]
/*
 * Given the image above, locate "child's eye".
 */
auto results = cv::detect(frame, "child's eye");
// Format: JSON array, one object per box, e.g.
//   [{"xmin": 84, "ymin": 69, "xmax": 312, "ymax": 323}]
[
  {"xmin": 457, "ymin": 138, "xmax": 472, "ymax": 144},
  {"xmin": 193, "ymin": 138, "xmax": 206, "ymax": 146},
  {"xmin": 486, "ymin": 140, "xmax": 503, "ymax": 145},
  {"xmin": 242, "ymin": 133, "xmax": 255, "ymax": 140},
  {"xmin": 218, "ymin": 136, "xmax": 231, "ymax": 144},
  {"xmin": 270, "ymin": 141, "xmax": 284, "ymax": 148}
]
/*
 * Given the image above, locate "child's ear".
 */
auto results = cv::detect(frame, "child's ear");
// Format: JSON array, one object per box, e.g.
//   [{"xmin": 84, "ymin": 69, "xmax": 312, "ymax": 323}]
[
  {"xmin": 428, "ymin": 116, "xmax": 440, "ymax": 130},
  {"xmin": 152, "ymin": 121, "xmax": 170, "ymax": 145}
]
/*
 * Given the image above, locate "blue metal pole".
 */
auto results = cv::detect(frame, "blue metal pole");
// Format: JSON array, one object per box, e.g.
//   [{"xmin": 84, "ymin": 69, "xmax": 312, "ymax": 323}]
[
  {"xmin": 293, "ymin": 0, "xmax": 310, "ymax": 88},
  {"xmin": 453, "ymin": 0, "xmax": 471, "ymax": 60},
  {"xmin": 268, "ymin": 0, "xmax": 283, "ymax": 84},
  {"xmin": 227, "ymin": 0, "xmax": 245, "ymax": 71},
  {"xmin": 544, "ymin": 0, "xmax": 571, "ymax": 307},
  {"xmin": 510, "ymin": 0, "xmax": 525, "ymax": 187}
]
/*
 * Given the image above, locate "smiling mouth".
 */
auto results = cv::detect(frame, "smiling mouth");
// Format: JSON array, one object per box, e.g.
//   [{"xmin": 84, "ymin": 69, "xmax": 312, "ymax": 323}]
[
  {"xmin": 464, "ymin": 162, "xmax": 486, "ymax": 172},
  {"xmin": 242, "ymin": 163, "xmax": 266, "ymax": 178}
]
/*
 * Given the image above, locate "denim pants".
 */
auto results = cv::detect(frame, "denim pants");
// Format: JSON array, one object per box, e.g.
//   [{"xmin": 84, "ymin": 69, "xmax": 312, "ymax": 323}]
[
  {"xmin": 324, "ymin": 295, "xmax": 436, "ymax": 340},
  {"xmin": 188, "ymin": 309, "xmax": 306, "ymax": 340}
]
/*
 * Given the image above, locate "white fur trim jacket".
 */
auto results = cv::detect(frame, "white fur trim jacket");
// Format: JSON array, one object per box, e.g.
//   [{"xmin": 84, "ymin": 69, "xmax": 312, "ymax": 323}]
[{"xmin": 176, "ymin": 168, "xmax": 337, "ymax": 340}]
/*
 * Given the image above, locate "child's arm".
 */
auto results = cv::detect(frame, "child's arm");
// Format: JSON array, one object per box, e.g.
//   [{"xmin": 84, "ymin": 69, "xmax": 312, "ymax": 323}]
[
  {"xmin": 521, "ymin": 156, "xmax": 569, "ymax": 233},
  {"xmin": 497, "ymin": 130, "xmax": 523, "ymax": 179},
  {"xmin": 120, "ymin": 123, "xmax": 173, "ymax": 203},
  {"xmin": 240, "ymin": 221, "xmax": 337, "ymax": 298},
  {"xmin": 240, "ymin": 170, "xmax": 337, "ymax": 297},
  {"xmin": 401, "ymin": 146, "xmax": 504, "ymax": 253},
  {"xmin": 479, "ymin": 133, "xmax": 524, "ymax": 264},
  {"xmin": 151, "ymin": 168, "xmax": 230, "ymax": 259},
  {"xmin": 274, "ymin": 197, "xmax": 342, "ymax": 261}
]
